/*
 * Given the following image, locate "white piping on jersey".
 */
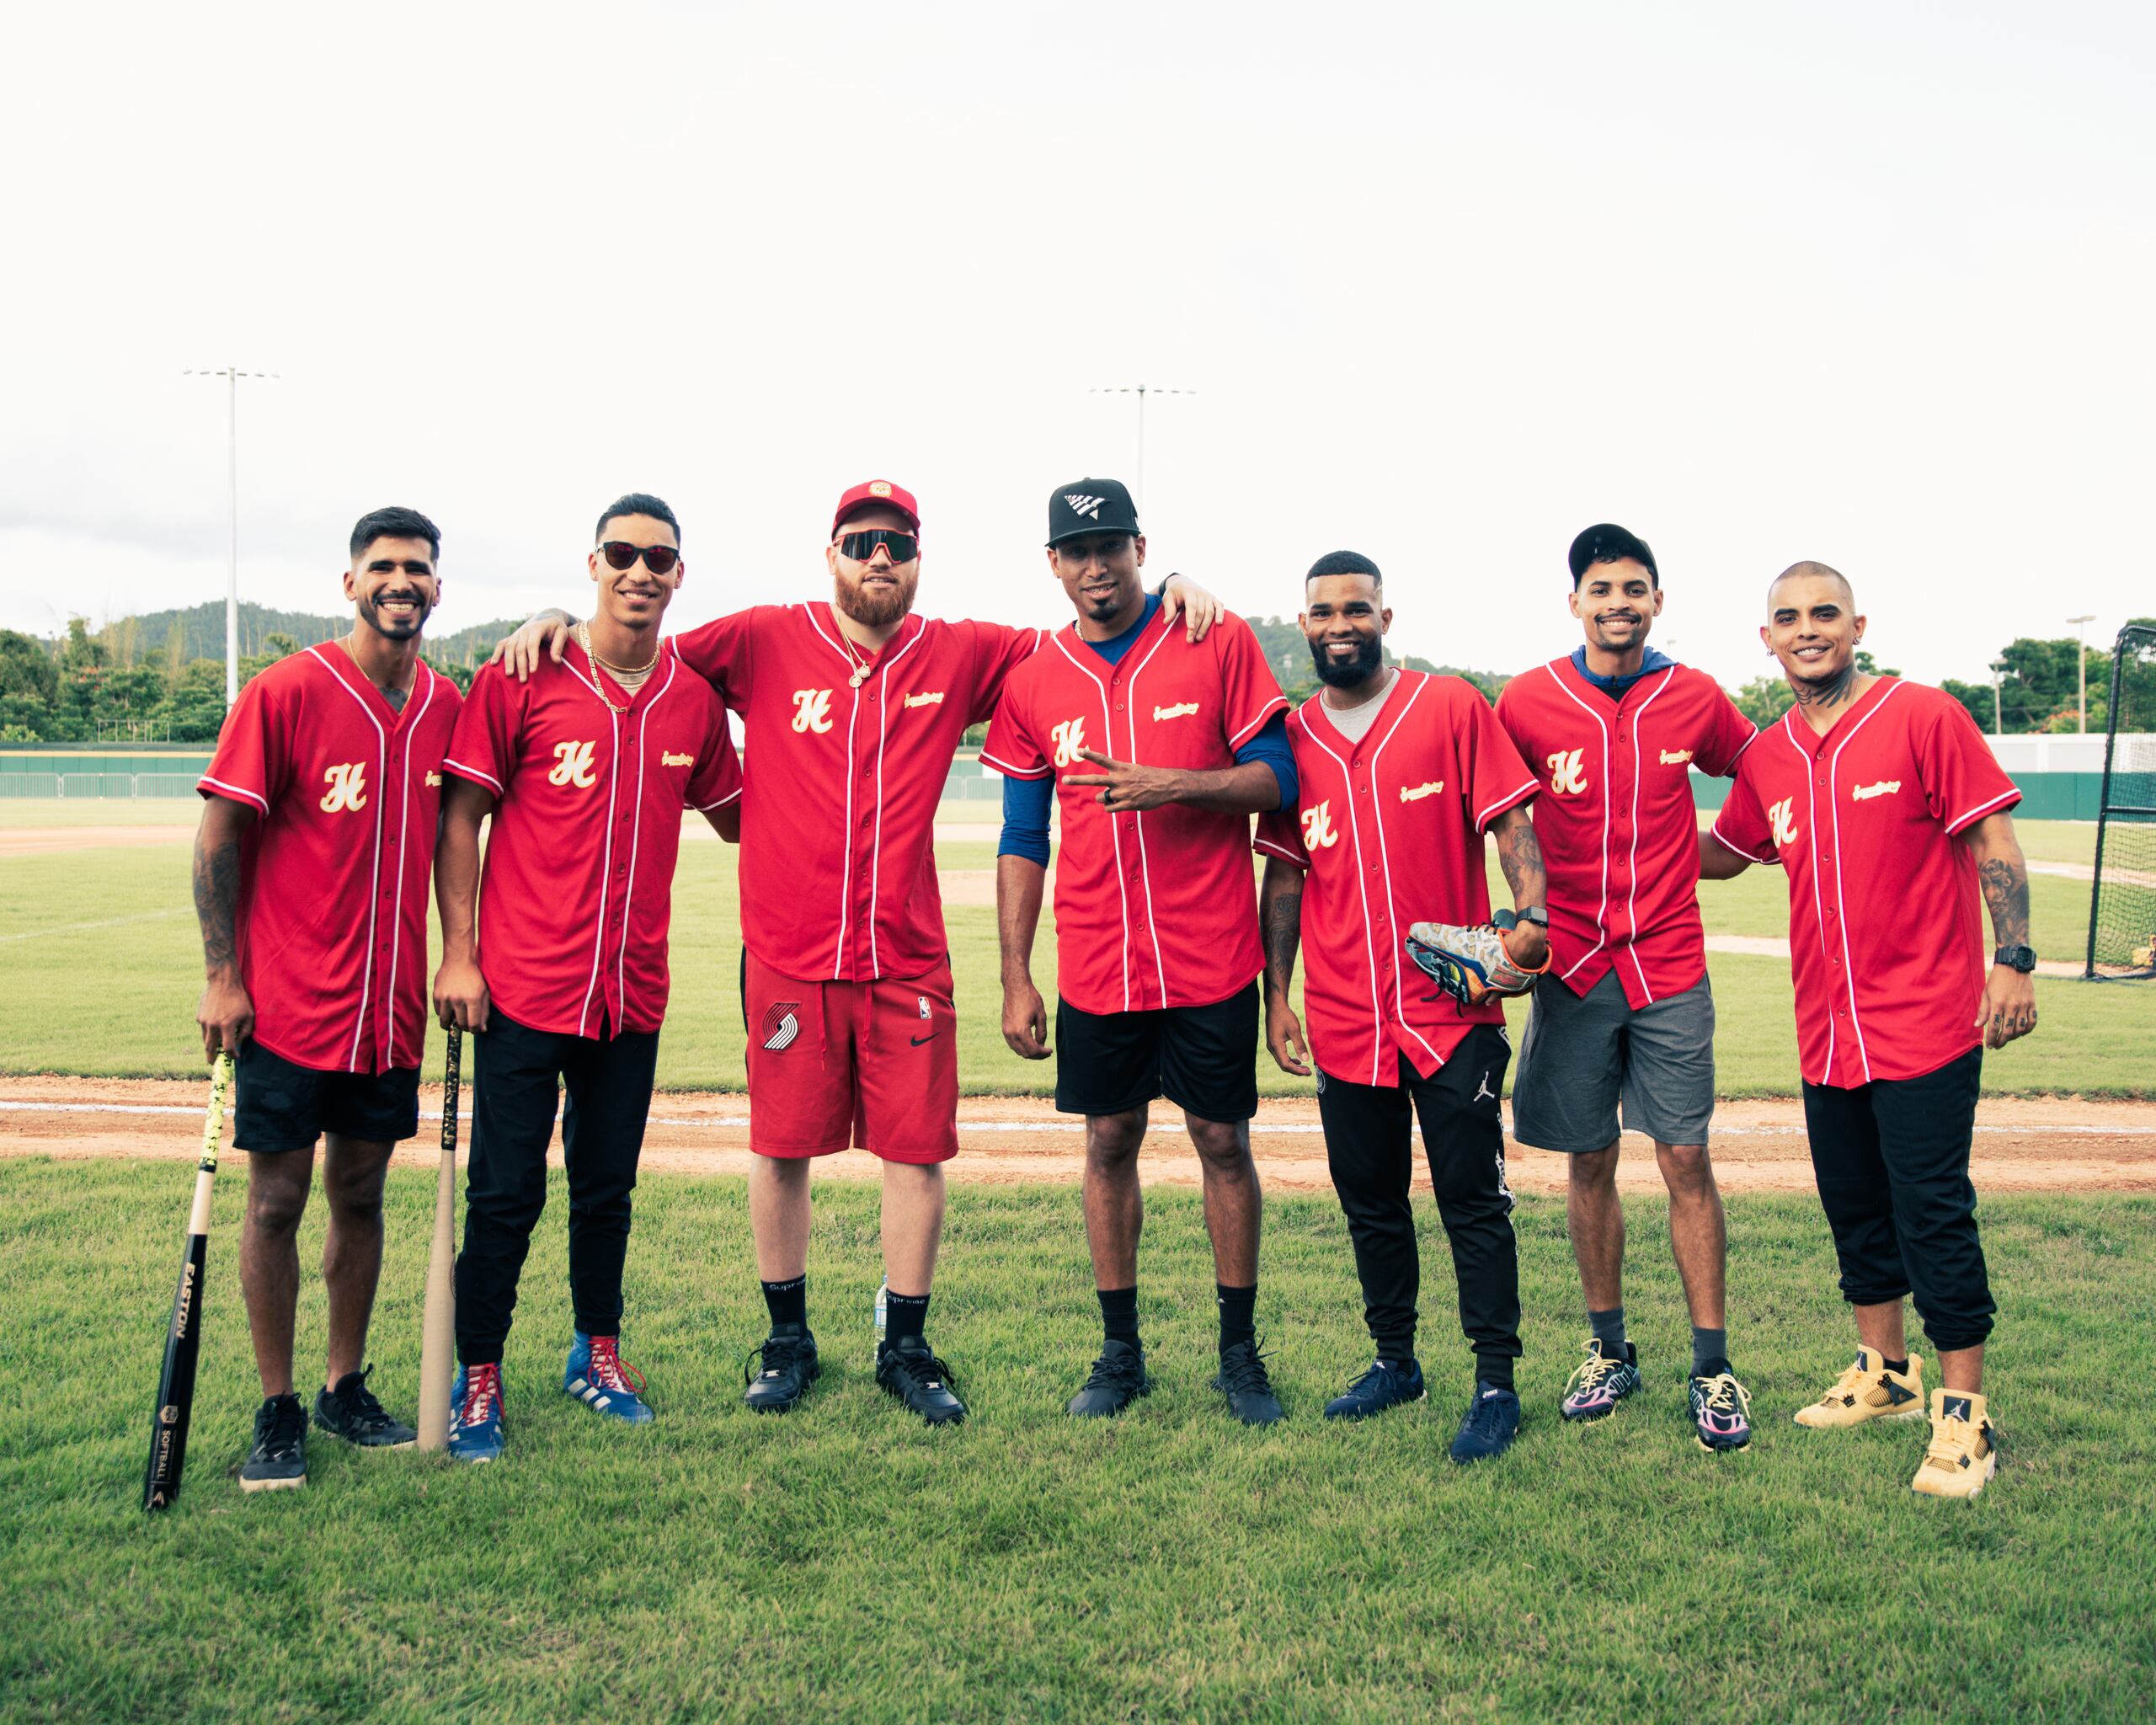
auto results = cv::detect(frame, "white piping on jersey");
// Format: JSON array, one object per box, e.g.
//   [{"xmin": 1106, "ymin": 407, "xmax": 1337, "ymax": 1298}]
[
  {"xmin": 1620, "ymin": 668, "xmax": 1677, "ymax": 1005},
  {"xmin": 867, "ymin": 626, "xmax": 927, "ymax": 980},
  {"xmin": 1361, "ymin": 675, "xmax": 1444, "ymax": 1071},
  {"xmin": 1541, "ymin": 664, "xmax": 1611, "ymax": 985},
  {"xmin": 616, "ymin": 654, "xmax": 678, "ymax": 1024},
  {"xmin": 978, "ymin": 747, "xmax": 1048, "ymax": 779},
  {"xmin": 1300, "ymin": 699, "xmax": 1386, "ymax": 1087},
  {"xmin": 199, "ymin": 775, "xmax": 270, "ymax": 814},
  {"xmin": 1822, "ymin": 681, "xmax": 1900, "ymax": 1086},
  {"xmin": 560, "ymin": 651, "xmax": 625, "ymax": 1039},
  {"xmin": 1948, "ymin": 787, "xmax": 2019, "ymax": 834},
  {"xmin": 1050, "ymin": 630, "xmax": 1132, "ymax": 1011},
  {"xmin": 803, "ymin": 606, "xmax": 866, "ymax": 980},
  {"xmin": 302, "ymin": 646, "xmax": 387, "ymax": 1075},
  {"xmin": 1116, "ymin": 620, "xmax": 1178, "ymax": 1007},
  {"xmin": 1780, "ymin": 717, "xmax": 1835, "ymax": 1081},
  {"xmin": 382, "ymin": 665, "xmax": 439, "ymax": 1066},
  {"xmin": 441, "ymin": 757, "xmax": 504, "ymax": 793}
]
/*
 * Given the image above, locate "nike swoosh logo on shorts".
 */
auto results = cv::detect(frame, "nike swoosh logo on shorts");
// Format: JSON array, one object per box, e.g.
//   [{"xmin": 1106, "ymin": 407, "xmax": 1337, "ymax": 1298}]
[{"xmin": 910, "ymin": 1032, "xmax": 942, "ymax": 1047}]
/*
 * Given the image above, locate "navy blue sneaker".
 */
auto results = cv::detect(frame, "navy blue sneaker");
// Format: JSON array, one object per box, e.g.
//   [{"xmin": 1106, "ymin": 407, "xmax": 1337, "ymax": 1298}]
[
  {"xmin": 1449, "ymin": 1383, "xmax": 1521, "ymax": 1464},
  {"xmin": 447, "ymin": 1363, "xmax": 506, "ymax": 1464},
  {"xmin": 563, "ymin": 1332, "xmax": 655, "ymax": 1425},
  {"xmin": 1323, "ymin": 1357, "xmax": 1427, "ymax": 1420}
]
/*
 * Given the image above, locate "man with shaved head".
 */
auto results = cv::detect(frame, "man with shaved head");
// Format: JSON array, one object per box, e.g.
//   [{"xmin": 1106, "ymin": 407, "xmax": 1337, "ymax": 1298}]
[{"xmin": 1702, "ymin": 562, "xmax": 2036, "ymax": 1498}]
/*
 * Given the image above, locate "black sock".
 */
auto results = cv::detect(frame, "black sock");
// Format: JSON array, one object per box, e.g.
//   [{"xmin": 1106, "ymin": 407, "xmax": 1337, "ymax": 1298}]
[
  {"xmin": 1217, "ymin": 1283, "xmax": 1257, "ymax": 1355},
  {"xmin": 884, "ymin": 1290, "xmax": 929, "ymax": 1347},
  {"xmin": 1476, "ymin": 1357, "xmax": 1517, "ymax": 1395},
  {"xmin": 1882, "ymin": 1355, "xmax": 1909, "ymax": 1378},
  {"xmin": 761, "ymin": 1275, "xmax": 806, "ymax": 1332},
  {"xmin": 1098, "ymin": 1285, "xmax": 1140, "ymax": 1348}
]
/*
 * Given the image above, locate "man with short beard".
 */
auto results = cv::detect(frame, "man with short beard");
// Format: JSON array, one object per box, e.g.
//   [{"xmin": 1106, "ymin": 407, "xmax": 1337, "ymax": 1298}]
[
  {"xmin": 494, "ymin": 480, "xmax": 1220, "ymax": 1425},
  {"xmin": 1256, "ymin": 552, "xmax": 1545, "ymax": 1462},
  {"xmin": 1703, "ymin": 562, "xmax": 2035, "ymax": 1498},
  {"xmin": 1495, "ymin": 525, "xmax": 1761, "ymax": 1452},
  {"xmin": 193, "ymin": 505, "xmax": 462, "ymax": 1492}
]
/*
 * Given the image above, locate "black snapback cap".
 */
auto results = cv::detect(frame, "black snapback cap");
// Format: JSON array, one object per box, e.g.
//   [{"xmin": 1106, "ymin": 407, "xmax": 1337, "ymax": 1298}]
[
  {"xmin": 1568, "ymin": 523, "xmax": 1658, "ymax": 585},
  {"xmin": 1047, "ymin": 478, "xmax": 1141, "ymax": 547}
]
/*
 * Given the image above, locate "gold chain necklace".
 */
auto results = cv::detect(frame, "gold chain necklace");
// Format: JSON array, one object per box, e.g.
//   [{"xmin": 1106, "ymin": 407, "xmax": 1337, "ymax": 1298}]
[
  {"xmin": 340, "ymin": 634, "xmax": 414, "ymax": 703},
  {"xmin": 577, "ymin": 623, "xmax": 659, "ymax": 705}
]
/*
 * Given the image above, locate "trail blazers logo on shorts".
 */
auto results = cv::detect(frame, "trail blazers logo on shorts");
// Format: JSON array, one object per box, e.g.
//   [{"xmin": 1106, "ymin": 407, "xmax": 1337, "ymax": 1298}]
[
  {"xmin": 1300, "ymin": 800, "xmax": 1341, "ymax": 850},
  {"xmin": 760, "ymin": 1003, "xmax": 801, "ymax": 1052},
  {"xmin": 791, "ymin": 689, "xmax": 835, "ymax": 734},
  {"xmin": 1051, "ymin": 717, "xmax": 1088, "ymax": 768},
  {"xmin": 1768, "ymin": 796, "xmax": 1800, "ymax": 846},
  {"xmin": 1153, "ymin": 702, "xmax": 1199, "ymax": 722},
  {"xmin": 319, "ymin": 762, "xmax": 368, "ymax": 812},
  {"xmin": 1545, "ymin": 748, "xmax": 1588, "ymax": 796},
  {"xmin": 1399, "ymin": 779, "xmax": 1444, "ymax": 804},
  {"xmin": 548, "ymin": 741, "xmax": 599, "ymax": 788}
]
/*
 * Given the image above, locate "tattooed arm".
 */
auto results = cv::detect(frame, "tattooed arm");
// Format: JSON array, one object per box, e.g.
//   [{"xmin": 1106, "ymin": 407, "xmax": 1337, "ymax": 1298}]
[
  {"xmin": 193, "ymin": 797, "xmax": 256, "ymax": 1061},
  {"xmin": 1962, "ymin": 809, "xmax": 2037, "ymax": 1047},
  {"xmin": 1260, "ymin": 856, "xmax": 1311, "ymax": 1076},
  {"xmin": 1488, "ymin": 805, "xmax": 1550, "ymax": 969}
]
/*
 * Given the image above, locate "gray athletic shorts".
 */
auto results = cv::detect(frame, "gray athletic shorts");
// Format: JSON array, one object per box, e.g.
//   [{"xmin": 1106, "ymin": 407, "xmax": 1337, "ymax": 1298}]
[{"xmin": 1510, "ymin": 969, "xmax": 1716, "ymax": 1153}]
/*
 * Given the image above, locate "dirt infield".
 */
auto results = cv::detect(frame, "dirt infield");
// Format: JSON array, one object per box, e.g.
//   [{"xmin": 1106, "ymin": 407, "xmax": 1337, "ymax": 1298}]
[{"xmin": 5, "ymin": 1076, "xmax": 2153, "ymax": 1194}]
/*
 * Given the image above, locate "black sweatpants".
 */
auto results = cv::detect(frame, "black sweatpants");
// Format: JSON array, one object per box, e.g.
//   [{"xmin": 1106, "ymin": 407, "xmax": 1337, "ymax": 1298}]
[
  {"xmin": 1315, "ymin": 1027, "xmax": 1523, "ymax": 1386},
  {"xmin": 1801, "ymin": 1046, "xmax": 1995, "ymax": 1353},
  {"xmin": 455, "ymin": 1009, "xmax": 660, "ymax": 1365}
]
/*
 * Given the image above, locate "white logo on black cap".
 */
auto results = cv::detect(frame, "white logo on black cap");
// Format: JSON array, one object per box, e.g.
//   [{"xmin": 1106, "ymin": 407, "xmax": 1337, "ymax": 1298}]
[{"xmin": 1064, "ymin": 494, "xmax": 1105, "ymax": 520}]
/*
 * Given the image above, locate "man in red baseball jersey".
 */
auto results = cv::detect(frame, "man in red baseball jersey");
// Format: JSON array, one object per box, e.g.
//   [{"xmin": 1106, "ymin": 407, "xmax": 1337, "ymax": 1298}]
[
  {"xmin": 431, "ymin": 494, "xmax": 741, "ymax": 1462},
  {"xmin": 988, "ymin": 477, "xmax": 1295, "ymax": 1425},
  {"xmin": 1496, "ymin": 523, "xmax": 1760, "ymax": 1452},
  {"xmin": 490, "ymin": 479, "xmax": 1219, "ymax": 1426},
  {"xmin": 1704, "ymin": 562, "xmax": 2035, "ymax": 1498},
  {"xmin": 1256, "ymin": 553, "xmax": 1546, "ymax": 1463},
  {"xmin": 194, "ymin": 505, "xmax": 461, "ymax": 1492}
]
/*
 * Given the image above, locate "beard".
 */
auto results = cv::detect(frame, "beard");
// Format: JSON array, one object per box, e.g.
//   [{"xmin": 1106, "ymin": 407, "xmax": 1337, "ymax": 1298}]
[
  {"xmin": 834, "ymin": 568, "xmax": 916, "ymax": 628},
  {"xmin": 1310, "ymin": 633, "xmax": 1385, "ymax": 688},
  {"xmin": 357, "ymin": 591, "xmax": 431, "ymax": 638}
]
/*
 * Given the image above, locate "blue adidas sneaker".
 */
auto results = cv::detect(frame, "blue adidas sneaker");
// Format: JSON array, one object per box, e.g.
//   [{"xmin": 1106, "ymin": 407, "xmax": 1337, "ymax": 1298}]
[
  {"xmin": 1449, "ymin": 1382, "xmax": 1522, "ymax": 1464},
  {"xmin": 1323, "ymin": 1357, "xmax": 1427, "ymax": 1420},
  {"xmin": 448, "ymin": 1362, "xmax": 506, "ymax": 1463},
  {"xmin": 564, "ymin": 1332, "xmax": 656, "ymax": 1425}
]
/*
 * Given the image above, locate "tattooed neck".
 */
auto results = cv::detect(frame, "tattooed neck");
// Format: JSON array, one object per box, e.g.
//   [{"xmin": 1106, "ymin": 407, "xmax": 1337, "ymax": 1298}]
[{"xmin": 1790, "ymin": 663, "xmax": 1858, "ymax": 708}]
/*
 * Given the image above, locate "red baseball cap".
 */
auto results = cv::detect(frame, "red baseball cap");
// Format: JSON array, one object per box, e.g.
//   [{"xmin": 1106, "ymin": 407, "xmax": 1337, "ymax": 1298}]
[{"xmin": 830, "ymin": 478, "xmax": 921, "ymax": 538}]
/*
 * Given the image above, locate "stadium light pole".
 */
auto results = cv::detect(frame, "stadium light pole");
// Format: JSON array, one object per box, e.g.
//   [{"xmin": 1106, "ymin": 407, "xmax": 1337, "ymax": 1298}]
[
  {"xmin": 1989, "ymin": 659, "xmax": 2007, "ymax": 734},
  {"xmin": 2068, "ymin": 614, "xmax": 2095, "ymax": 733},
  {"xmin": 184, "ymin": 366, "xmax": 279, "ymax": 706},
  {"xmin": 1088, "ymin": 385, "xmax": 1193, "ymax": 514}
]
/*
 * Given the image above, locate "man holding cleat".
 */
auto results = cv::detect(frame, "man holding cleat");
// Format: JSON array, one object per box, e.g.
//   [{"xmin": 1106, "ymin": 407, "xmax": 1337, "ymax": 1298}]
[
  {"xmin": 1495, "ymin": 525, "xmax": 1760, "ymax": 1452},
  {"xmin": 1255, "ymin": 553, "xmax": 1545, "ymax": 1462},
  {"xmin": 987, "ymin": 479, "xmax": 1294, "ymax": 1426},
  {"xmin": 193, "ymin": 506, "xmax": 462, "ymax": 1491},
  {"xmin": 432, "ymin": 494, "xmax": 741, "ymax": 1461},
  {"xmin": 1703, "ymin": 562, "xmax": 2035, "ymax": 1498}
]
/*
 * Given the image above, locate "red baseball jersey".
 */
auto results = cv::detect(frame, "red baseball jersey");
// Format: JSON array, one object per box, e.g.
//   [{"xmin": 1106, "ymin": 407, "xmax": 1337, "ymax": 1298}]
[
  {"xmin": 1496, "ymin": 657, "xmax": 1756, "ymax": 1006},
  {"xmin": 1710, "ymin": 678, "xmax": 2020, "ymax": 1089},
  {"xmin": 443, "ymin": 641, "xmax": 740, "ymax": 1039},
  {"xmin": 672, "ymin": 604, "xmax": 1042, "ymax": 983},
  {"xmin": 981, "ymin": 610, "xmax": 1289, "ymax": 1014},
  {"xmin": 1255, "ymin": 671, "xmax": 1540, "ymax": 1086},
  {"xmin": 197, "ymin": 644, "xmax": 462, "ymax": 1075}
]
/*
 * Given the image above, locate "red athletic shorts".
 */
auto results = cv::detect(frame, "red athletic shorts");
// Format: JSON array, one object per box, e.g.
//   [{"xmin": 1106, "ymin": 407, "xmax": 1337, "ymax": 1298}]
[{"xmin": 743, "ymin": 953, "xmax": 960, "ymax": 1164}]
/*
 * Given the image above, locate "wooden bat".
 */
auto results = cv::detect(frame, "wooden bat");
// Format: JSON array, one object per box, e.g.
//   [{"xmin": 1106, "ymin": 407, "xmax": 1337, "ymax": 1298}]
[
  {"xmin": 416, "ymin": 1026, "xmax": 462, "ymax": 1450},
  {"xmin": 142, "ymin": 1049, "xmax": 235, "ymax": 1511}
]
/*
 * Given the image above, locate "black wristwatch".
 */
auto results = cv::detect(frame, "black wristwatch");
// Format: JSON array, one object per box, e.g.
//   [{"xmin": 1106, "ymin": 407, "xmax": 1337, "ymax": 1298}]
[
  {"xmin": 1993, "ymin": 944, "xmax": 2036, "ymax": 974},
  {"xmin": 1493, "ymin": 907, "xmax": 1549, "ymax": 932}
]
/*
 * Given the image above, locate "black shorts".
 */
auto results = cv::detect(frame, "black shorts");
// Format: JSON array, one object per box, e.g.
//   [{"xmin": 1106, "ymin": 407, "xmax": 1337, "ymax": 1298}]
[
  {"xmin": 1054, "ymin": 984, "xmax": 1260, "ymax": 1124},
  {"xmin": 232, "ymin": 1039, "xmax": 421, "ymax": 1153}
]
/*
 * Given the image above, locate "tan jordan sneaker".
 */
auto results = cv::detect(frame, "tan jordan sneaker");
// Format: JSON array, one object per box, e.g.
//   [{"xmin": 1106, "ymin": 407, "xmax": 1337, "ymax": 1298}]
[
  {"xmin": 1912, "ymin": 1390, "xmax": 1999, "ymax": 1500},
  {"xmin": 1791, "ymin": 1348, "xmax": 1926, "ymax": 1429}
]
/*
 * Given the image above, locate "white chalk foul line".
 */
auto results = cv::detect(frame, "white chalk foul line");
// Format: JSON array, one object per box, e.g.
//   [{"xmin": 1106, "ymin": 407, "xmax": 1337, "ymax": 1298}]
[
  {"xmin": 0, "ymin": 1100, "xmax": 2149, "ymax": 1139},
  {"xmin": 0, "ymin": 909, "xmax": 190, "ymax": 943}
]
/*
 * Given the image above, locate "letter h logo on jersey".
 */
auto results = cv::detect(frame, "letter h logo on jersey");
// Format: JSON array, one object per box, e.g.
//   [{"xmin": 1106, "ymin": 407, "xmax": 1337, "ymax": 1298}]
[
  {"xmin": 319, "ymin": 762, "xmax": 368, "ymax": 813},
  {"xmin": 1300, "ymin": 800, "xmax": 1341, "ymax": 850},
  {"xmin": 1545, "ymin": 748, "xmax": 1589, "ymax": 797},
  {"xmin": 548, "ymin": 741, "xmax": 598, "ymax": 788},
  {"xmin": 1051, "ymin": 717, "xmax": 1088, "ymax": 768},
  {"xmin": 792, "ymin": 689, "xmax": 834, "ymax": 734},
  {"xmin": 1768, "ymin": 796, "xmax": 1800, "ymax": 848}
]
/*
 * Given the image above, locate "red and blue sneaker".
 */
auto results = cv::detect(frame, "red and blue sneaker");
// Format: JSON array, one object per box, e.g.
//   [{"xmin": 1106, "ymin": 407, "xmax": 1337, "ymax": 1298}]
[
  {"xmin": 1689, "ymin": 1369, "xmax": 1753, "ymax": 1453},
  {"xmin": 447, "ymin": 1362, "xmax": 506, "ymax": 1463},
  {"xmin": 564, "ymin": 1332, "xmax": 655, "ymax": 1425}
]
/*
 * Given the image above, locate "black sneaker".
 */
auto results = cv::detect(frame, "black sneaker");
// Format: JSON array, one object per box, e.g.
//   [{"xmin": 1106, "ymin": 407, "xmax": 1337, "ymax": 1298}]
[
  {"xmin": 240, "ymin": 1393, "xmax": 308, "ymax": 1493},
  {"xmin": 743, "ymin": 1326, "xmax": 820, "ymax": 1413},
  {"xmin": 1067, "ymin": 1338, "xmax": 1152, "ymax": 1418},
  {"xmin": 1212, "ymin": 1338, "xmax": 1286, "ymax": 1426},
  {"xmin": 1323, "ymin": 1356, "xmax": 1426, "ymax": 1420},
  {"xmin": 313, "ymin": 1365, "xmax": 417, "ymax": 1448},
  {"xmin": 1449, "ymin": 1383, "xmax": 1522, "ymax": 1464},
  {"xmin": 875, "ymin": 1334, "xmax": 967, "ymax": 1426}
]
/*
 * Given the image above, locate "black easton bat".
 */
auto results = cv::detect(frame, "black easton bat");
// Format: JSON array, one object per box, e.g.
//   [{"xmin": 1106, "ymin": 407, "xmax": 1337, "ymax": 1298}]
[{"xmin": 142, "ymin": 1049, "xmax": 235, "ymax": 1511}]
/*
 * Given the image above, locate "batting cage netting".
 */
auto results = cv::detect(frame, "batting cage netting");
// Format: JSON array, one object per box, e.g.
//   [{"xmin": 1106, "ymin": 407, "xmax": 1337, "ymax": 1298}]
[{"xmin": 2085, "ymin": 623, "xmax": 2156, "ymax": 980}]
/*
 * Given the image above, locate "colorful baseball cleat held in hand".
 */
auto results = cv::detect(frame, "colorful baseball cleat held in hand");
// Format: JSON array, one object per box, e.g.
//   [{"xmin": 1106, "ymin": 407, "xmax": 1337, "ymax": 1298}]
[{"xmin": 564, "ymin": 1332, "xmax": 655, "ymax": 1424}]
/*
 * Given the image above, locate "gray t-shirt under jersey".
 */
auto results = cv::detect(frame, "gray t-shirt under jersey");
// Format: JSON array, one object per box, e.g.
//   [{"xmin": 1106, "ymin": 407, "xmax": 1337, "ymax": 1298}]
[{"xmin": 1316, "ymin": 669, "xmax": 1399, "ymax": 745}]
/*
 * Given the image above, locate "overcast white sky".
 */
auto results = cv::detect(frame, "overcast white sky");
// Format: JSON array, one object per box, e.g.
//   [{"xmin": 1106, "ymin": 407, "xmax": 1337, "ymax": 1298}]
[{"xmin": 3, "ymin": 2, "xmax": 2150, "ymax": 692}]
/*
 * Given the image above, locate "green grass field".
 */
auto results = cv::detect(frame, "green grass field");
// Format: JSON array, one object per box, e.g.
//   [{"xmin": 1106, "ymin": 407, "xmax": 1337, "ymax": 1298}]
[
  {"xmin": 4, "ymin": 1158, "xmax": 2152, "ymax": 1722},
  {"xmin": 3, "ymin": 811, "xmax": 2148, "ymax": 1096}
]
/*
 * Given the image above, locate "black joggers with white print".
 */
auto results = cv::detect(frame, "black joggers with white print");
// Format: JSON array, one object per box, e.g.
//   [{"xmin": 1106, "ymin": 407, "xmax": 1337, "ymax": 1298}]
[{"xmin": 1314, "ymin": 1024, "xmax": 1523, "ymax": 1386}]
